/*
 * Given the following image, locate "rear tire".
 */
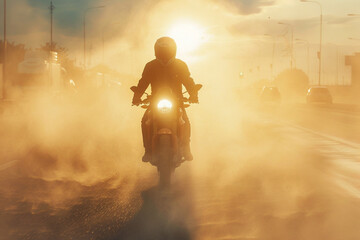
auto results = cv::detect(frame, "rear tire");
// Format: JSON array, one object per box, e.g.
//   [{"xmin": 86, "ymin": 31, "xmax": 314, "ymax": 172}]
[{"xmin": 157, "ymin": 135, "xmax": 173, "ymax": 188}]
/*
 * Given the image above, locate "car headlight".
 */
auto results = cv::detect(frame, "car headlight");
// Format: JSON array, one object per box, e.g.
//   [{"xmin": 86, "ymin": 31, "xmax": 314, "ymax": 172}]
[{"xmin": 157, "ymin": 99, "xmax": 173, "ymax": 113}]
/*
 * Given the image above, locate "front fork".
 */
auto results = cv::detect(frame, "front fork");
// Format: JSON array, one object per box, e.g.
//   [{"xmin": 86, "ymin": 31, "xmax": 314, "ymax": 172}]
[
  {"xmin": 151, "ymin": 124, "xmax": 180, "ymax": 164},
  {"xmin": 145, "ymin": 109, "xmax": 187, "ymax": 164}
]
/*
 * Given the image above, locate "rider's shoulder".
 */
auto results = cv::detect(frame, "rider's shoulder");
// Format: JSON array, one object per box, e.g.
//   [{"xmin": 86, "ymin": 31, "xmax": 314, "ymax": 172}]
[
  {"xmin": 174, "ymin": 58, "xmax": 187, "ymax": 65},
  {"xmin": 173, "ymin": 58, "xmax": 189, "ymax": 69},
  {"xmin": 146, "ymin": 58, "xmax": 188, "ymax": 69},
  {"xmin": 145, "ymin": 59, "xmax": 159, "ymax": 67}
]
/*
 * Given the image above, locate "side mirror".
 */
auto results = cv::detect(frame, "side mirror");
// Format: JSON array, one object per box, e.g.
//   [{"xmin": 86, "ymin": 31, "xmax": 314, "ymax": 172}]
[
  {"xmin": 195, "ymin": 84, "xmax": 202, "ymax": 92},
  {"xmin": 130, "ymin": 86, "xmax": 138, "ymax": 93}
]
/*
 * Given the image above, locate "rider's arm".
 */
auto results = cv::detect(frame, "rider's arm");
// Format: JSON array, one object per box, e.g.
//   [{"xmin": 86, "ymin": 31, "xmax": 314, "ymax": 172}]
[
  {"xmin": 181, "ymin": 62, "xmax": 198, "ymax": 102},
  {"xmin": 134, "ymin": 63, "xmax": 152, "ymax": 98},
  {"xmin": 181, "ymin": 62, "xmax": 196, "ymax": 95}
]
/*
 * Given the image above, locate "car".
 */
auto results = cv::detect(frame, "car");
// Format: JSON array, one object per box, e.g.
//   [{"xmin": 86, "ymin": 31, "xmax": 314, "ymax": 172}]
[
  {"xmin": 306, "ymin": 87, "xmax": 332, "ymax": 104},
  {"xmin": 260, "ymin": 86, "xmax": 281, "ymax": 103}
]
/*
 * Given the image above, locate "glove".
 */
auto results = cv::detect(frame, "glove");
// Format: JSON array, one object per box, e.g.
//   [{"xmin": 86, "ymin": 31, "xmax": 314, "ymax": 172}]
[
  {"xmin": 189, "ymin": 93, "xmax": 199, "ymax": 103},
  {"xmin": 132, "ymin": 95, "xmax": 142, "ymax": 106}
]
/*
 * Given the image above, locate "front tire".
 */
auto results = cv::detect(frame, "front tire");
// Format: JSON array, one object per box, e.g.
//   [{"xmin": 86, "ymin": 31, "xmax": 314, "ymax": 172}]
[{"xmin": 156, "ymin": 135, "xmax": 173, "ymax": 188}]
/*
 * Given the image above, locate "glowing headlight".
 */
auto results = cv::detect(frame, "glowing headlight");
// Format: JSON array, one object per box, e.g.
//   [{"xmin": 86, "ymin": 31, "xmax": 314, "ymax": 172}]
[{"xmin": 157, "ymin": 99, "xmax": 173, "ymax": 113}]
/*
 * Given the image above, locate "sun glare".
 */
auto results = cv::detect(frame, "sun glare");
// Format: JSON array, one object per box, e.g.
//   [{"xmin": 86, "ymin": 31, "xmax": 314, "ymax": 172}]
[{"xmin": 167, "ymin": 20, "xmax": 206, "ymax": 54}]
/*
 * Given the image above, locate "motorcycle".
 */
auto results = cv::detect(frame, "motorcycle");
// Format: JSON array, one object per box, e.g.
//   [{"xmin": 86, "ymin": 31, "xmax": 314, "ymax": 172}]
[{"xmin": 131, "ymin": 84, "xmax": 202, "ymax": 187}]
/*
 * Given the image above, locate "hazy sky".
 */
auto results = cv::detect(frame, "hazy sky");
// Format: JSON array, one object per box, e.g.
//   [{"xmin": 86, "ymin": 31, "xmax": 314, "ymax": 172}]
[
  {"xmin": 1, "ymin": 0, "xmax": 360, "ymax": 84},
  {"xmin": 2, "ymin": 0, "xmax": 358, "ymax": 47}
]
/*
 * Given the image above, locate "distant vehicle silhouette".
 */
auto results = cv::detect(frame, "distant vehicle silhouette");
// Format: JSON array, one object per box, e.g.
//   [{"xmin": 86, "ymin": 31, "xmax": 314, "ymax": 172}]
[
  {"xmin": 306, "ymin": 87, "xmax": 332, "ymax": 104},
  {"xmin": 260, "ymin": 86, "xmax": 281, "ymax": 103}
]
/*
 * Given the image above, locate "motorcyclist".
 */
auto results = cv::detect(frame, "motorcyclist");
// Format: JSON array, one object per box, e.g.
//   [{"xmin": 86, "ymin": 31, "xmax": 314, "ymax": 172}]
[{"xmin": 132, "ymin": 37, "xmax": 199, "ymax": 163}]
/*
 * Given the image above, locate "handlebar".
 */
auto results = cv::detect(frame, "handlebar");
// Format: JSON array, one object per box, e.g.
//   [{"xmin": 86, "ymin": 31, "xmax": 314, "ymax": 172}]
[
  {"xmin": 131, "ymin": 84, "xmax": 202, "ymax": 106},
  {"xmin": 133, "ymin": 96, "xmax": 196, "ymax": 107}
]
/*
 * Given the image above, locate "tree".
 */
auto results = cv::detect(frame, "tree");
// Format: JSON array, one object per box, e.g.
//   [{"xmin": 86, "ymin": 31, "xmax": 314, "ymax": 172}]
[{"xmin": 274, "ymin": 68, "xmax": 309, "ymax": 98}]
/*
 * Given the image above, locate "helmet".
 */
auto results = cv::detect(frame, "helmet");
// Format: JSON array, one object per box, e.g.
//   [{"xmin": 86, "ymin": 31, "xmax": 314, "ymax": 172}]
[{"xmin": 154, "ymin": 37, "xmax": 177, "ymax": 64}]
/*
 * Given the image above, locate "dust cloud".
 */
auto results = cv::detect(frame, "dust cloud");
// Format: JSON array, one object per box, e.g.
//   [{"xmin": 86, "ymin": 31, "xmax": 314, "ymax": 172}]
[{"xmin": 0, "ymin": 87, "xmax": 149, "ymax": 191}]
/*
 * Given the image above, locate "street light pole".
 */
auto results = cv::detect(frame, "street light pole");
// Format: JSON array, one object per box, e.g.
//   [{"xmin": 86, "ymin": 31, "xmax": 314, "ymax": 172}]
[
  {"xmin": 83, "ymin": 14, "xmax": 86, "ymax": 69},
  {"xmin": 2, "ymin": 0, "xmax": 6, "ymax": 99},
  {"xmin": 345, "ymin": 15, "xmax": 360, "ymax": 86},
  {"xmin": 264, "ymin": 34, "xmax": 278, "ymax": 80},
  {"xmin": 295, "ymin": 38, "xmax": 310, "ymax": 80},
  {"xmin": 301, "ymin": 0, "xmax": 323, "ymax": 86},
  {"xmin": 278, "ymin": 22, "xmax": 294, "ymax": 70},
  {"xmin": 102, "ymin": 30, "xmax": 104, "ymax": 65},
  {"xmin": 83, "ymin": 6, "xmax": 105, "ymax": 70},
  {"xmin": 49, "ymin": 1, "xmax": 55, "ymax": 51}
]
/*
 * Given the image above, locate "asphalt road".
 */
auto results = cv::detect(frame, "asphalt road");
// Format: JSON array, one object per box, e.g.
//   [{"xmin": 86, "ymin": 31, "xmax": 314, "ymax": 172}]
[
  {"xmin": 0, "ymin": 104, "xmax": 359, "ymax": 240},
  {"xmin": 262, "ymin": 103, "xmax": 360, "ymax": 143}
]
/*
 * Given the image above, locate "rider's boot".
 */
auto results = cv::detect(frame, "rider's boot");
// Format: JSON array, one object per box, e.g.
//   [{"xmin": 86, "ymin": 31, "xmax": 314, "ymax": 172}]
[
  {"xmin": 142, "ymin": 149, "xmax": 152, "ymax": 162},
  {"xmin": 182, "ymin": 143, "xmax": 193, "ymax": 161}
]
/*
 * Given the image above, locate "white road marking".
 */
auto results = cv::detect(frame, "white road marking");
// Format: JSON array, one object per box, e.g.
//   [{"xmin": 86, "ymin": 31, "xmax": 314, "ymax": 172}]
[
  {"xmin": 283, "ymin": 121, "xmax": 360, "ymax": 149},
  {"xmin": 279, "ymin": 121, "xmax": 360, "ymax": 198}
]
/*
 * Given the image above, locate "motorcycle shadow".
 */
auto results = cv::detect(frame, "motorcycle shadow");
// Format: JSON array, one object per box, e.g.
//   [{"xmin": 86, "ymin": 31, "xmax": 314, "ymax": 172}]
[{"xmin": 119, "ymin": 186, "xmax": 194, "ymax": 240}]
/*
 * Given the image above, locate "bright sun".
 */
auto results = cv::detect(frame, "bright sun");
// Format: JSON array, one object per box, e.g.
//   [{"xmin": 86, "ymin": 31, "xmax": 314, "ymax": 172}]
[{"xmin": 167, "ymin": 20, "xmax": 206, "ymax": 54}]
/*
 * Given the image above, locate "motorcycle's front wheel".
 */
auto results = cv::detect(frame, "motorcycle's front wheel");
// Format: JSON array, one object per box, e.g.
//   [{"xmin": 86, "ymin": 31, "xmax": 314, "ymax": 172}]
[{"xmin": 156, "ymin": 134, "xmax": 173, "ymax": 188}]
